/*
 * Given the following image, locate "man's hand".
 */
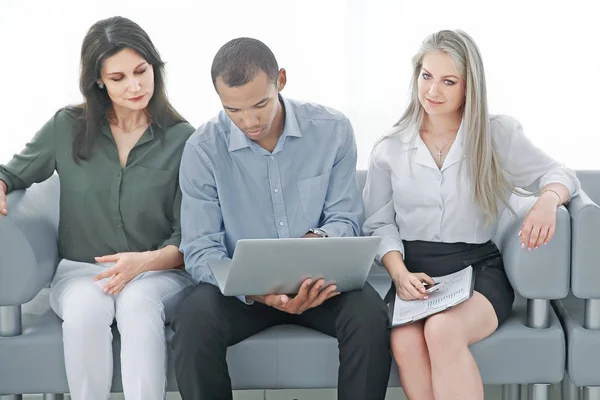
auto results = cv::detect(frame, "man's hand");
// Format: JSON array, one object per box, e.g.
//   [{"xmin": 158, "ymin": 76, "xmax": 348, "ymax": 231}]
[
  {"xmin": 302, "ymin": 233, "xmax": 321, "ymax": 238},
  {"xmin": 249, "ymin": 278, "xmax": 340, "ymax": 314}
]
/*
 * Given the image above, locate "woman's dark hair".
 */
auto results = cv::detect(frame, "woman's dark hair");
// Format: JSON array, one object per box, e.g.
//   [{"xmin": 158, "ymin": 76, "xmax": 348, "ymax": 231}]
[{"xmin": 66, "ymin": 16, "xmax": 186, "ymax": 161}]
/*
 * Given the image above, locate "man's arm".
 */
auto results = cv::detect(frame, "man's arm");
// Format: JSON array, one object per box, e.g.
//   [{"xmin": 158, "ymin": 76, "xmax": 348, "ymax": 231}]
[
  {"xmin": 179, "ymin": 142, "xmax": 251, "ymax": 304},
  {"xmin": 318, "ymin": 117, "xmax": 363, "ymax": 238}
]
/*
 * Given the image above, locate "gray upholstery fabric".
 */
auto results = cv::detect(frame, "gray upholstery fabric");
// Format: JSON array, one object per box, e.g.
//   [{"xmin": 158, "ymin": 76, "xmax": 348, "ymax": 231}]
[
  {"xmin": 494, "ymin": 198, "xmax": 570, "ymax": 299},
  {"xmin": 554, "ymin": 295, "xmax": 600, "ymax": 387},
  {"xmin": 0, "ymin": 171, "xmax": 570, "ymax": 394},
  {"xmin": 552, "ymin": 171, "xmax": 600, "ymax": 389},
  {"xmin": 0, "ymin": 175, "xmax": 59, "ymax": 305},
  {"xmin": 577, "ymin": 170, "xmax": 600, "ymax": 205},
  {"xmin": 0, "ymin": 286, "xmax": 565, "ymax": 394},
  {"xmin": 569, "ymin": 171, "xmax": 600, "ymax": 298}
]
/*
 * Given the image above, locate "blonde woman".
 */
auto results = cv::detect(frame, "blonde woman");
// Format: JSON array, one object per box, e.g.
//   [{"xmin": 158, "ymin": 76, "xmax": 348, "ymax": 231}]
[{"xmin": 362, "ymin": 29, "xmax": 580, "ymax": 400}]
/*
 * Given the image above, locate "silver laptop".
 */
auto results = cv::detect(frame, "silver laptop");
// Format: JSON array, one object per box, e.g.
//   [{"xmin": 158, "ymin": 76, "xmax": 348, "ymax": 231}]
[{"xmin": 208, "ymin": 236, "xmax": 381, "ymax": 296}]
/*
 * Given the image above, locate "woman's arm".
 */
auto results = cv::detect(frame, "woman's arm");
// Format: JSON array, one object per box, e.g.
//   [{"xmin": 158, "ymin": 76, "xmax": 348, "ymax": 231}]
[{"xmin": 493, "ymin": 115, "xmax": 580, "ymax": 249}]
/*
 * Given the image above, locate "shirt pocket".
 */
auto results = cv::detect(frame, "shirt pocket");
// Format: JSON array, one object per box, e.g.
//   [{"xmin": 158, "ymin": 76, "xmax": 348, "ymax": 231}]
[{"xmin": 297, "ymin": 173, "xmax": 330, "ymax": 224}]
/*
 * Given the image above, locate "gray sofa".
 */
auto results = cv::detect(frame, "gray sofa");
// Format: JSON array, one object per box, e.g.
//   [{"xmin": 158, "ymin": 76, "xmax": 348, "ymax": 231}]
[
  {"xmin": 554, "ymin": 170, "xmax": 600, "ymax": 400},
  {"xmin": 0, "ymin": 171, "xmax": 573, "ymax": 400}
]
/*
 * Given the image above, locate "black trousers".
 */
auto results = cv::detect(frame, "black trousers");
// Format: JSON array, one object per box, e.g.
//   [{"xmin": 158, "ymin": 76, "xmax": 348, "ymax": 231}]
[{"xmin": 171, "ymin": 282, "xmax": 391, "ymax": 400}]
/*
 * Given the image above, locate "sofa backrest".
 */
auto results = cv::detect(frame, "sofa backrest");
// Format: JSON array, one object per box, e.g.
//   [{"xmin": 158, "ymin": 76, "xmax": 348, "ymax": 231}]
[
  {"xmin": 356, "ymin": 170, "xmax": 367, "ymax": 193},
  {"xmin": 576, "ymin": 170, "xmax": 600, "ymax": 205}
]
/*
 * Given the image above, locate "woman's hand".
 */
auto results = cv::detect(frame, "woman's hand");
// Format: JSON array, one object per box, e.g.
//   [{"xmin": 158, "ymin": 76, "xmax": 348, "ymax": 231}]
[
  {"xmin": 0, "ymin": 180, "xmax": 8, "ymax": 215},
  {"xmin": 393, "ymin": 271, "xmax": 435, "ymax": 301},
  {"xmin": 520, "ymin": 191, "xmax": 561, "ymax": 250},
  {"xmin": 93, "ymin": 251, "xmax": 156, "ymax": 295}
]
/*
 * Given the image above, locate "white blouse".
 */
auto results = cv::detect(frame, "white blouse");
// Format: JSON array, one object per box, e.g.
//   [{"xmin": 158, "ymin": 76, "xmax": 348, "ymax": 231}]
[{"xmin": 362, "ymin": 114, "xmax": 580, "ymax": 262}]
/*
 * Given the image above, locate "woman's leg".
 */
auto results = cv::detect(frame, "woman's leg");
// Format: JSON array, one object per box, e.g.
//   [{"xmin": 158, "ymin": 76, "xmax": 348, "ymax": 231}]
[
  {"xmin": 50, "ymin": 260, "xmax": 116, "ymax": 400},
  {"xmin": 390, "ymin": 320, "xmax": 434, "ymax": 400},
  {"xmin": 424, "ymin": 292, "xmax": 498, "ymax": 400},
  {"xmin": 115, "ymin": 269, "xmax": 195, "ymax": 400}
]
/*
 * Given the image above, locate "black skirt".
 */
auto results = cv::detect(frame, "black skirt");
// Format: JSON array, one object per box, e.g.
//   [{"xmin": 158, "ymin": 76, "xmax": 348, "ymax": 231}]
[{"xmin": 385, "ymin": 240, "xmax": 515, "ymax": 326}]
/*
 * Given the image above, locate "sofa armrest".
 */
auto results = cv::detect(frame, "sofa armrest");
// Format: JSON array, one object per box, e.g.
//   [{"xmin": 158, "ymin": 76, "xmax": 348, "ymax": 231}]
[
  {"xmin": 567, "ymin": 190, "xmax": 600, "ymax": 299},
  {"xmin": 494, "ymin": 196, "xmax": 570, "ymax": 300},
  {"xmin": 0, "ymin": 175, "xmax": 60, "ymax": 305}
]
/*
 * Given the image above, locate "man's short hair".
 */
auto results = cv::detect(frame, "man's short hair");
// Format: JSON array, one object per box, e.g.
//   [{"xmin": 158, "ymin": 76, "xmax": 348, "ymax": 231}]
[{"xmin": 211, "ymin": 37, "xmax": 279, "ymax": 89}]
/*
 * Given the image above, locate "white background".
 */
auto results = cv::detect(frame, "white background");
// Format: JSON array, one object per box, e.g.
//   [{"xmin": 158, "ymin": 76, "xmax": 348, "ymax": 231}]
[{"xmin": 1, "ymin": 0, "xmax": 598, "ymax": 170}]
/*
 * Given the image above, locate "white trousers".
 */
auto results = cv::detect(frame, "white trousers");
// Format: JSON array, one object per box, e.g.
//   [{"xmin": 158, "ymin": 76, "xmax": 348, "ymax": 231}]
[{"xmin": 49, "ymin": 259, "xmax": 195, "ymax": 400}]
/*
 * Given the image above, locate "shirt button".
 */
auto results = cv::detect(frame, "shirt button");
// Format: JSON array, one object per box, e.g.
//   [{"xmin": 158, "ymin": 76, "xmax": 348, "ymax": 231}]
[
  {"xmin": 113, "ymin": 200, "xmax": 118, "ymax": 205},
  {"xmin": 116, "ymin": 223, "xmax": 122, "ymax": 228},
  {"xmin": 279, "ymin": 221, "xmax": 284, "ymax": 226},
  {"xmin": 436, "ymin": 175, "xmax": 442, "ymax": 181},
  {"xmin": 433, "ymin": 235, "xmax": 440, "ymax": 241},
  {"xmin": 270, "ymin": 156, "xmax": 275, "ymax": 160},
  {"xmin": 117, "ymin": 172, "xmax": 122, "ymax": 178},
  {"xmin": 274, "ymin": 188, "xmax": 279, "ymax": 193}
]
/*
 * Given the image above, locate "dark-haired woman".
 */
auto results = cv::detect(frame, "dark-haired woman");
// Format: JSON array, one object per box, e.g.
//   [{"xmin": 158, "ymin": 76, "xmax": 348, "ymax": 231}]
[{"xmin": 0, "ymin": 16, "xmax": 195, "ymax": 400}]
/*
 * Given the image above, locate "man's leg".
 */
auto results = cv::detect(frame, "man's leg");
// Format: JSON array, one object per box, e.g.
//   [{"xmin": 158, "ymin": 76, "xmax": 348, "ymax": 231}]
[
  {"xmin": 295, "ymin": 283, "xmax": 391, "ymax": 400},
  {"xmin": 170, "ymin": 283, "xmax": 285, "ymax": 400}
]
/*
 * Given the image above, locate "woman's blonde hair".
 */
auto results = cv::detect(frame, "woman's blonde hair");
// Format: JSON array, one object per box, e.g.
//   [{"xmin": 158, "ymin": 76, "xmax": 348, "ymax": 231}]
[{"xmin": 378, "ymin": 29, "xmax": 513, "ymax": 222}]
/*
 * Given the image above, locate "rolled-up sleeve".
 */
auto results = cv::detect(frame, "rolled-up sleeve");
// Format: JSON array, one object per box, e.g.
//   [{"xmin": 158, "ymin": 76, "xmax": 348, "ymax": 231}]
[{"xmin": 362, "ymin": 142, "xmax": 404, "ymax": 262}]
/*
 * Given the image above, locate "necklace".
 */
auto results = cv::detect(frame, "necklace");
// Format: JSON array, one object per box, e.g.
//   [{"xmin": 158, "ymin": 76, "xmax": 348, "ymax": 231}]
[
  {"xmin": 111, "ymin": 119, "xmax": 149, "ymax": 136},
  {"xmin": 422, "ymin": 130, "xmax": 456, "ymax": 163},
  {"xmin": 432, "ymin": 139, "xmax": 453, "ymax": 162}
]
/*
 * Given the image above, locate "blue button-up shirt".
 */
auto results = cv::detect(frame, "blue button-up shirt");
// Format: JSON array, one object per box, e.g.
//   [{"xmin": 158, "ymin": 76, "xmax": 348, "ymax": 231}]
[{"xmin": 179, "ymin": 97, "xmax": 363, "ymax": 300}]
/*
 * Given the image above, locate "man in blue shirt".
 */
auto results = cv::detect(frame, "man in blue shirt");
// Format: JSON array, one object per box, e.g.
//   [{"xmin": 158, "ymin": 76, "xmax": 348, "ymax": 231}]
[{"xmin": 171, "ymin": 37, "xmax": 391, "ymax": 399}]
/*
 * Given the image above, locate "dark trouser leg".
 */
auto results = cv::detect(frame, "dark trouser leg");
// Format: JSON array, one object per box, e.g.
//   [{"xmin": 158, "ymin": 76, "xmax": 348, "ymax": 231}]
[
  {"xmin": 295, "ymin": 283, "xmax": 392, "ymax": 400},
  {"xmin": 170, "ymin": 283, "xmax": 285, "ymax": 400}
]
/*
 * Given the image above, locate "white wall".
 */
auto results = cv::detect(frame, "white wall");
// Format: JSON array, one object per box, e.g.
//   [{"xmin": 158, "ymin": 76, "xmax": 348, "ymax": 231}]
[{"xmin": 1, "ymin": 0, "xmax": 598, "ymax": 169}]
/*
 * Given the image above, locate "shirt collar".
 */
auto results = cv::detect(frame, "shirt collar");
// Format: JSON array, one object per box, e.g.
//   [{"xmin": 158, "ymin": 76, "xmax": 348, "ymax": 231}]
[{"xmin": 227, "ymin": 95, "xmax": 302, "ymax": 153}]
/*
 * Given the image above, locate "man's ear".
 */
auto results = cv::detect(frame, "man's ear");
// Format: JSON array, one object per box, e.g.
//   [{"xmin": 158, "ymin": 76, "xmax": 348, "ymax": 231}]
[{"xmin": 276, "ymin": 68, "xmax": 287, "ymax": 92}]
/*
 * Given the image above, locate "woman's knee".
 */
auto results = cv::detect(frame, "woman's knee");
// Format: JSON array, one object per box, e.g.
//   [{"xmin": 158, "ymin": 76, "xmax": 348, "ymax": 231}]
[
  {"xmin": 423, "ymin": 313, "xmax": 466, "ymax": 354},
  {"xmin": 58, "ymin": 282, "xmax": 115, "ymax": 327},
  {"xmin": 115, "ymin": 285, "xmax": 165, "ymax": 330},
  {"xmin": 115, "ymin": 271, "xmax": 195, "ymax": 327}
]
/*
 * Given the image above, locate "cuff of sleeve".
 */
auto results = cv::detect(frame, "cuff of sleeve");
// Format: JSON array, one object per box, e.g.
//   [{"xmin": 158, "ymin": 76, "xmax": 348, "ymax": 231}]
[
  {"xmin": 319, "ymin": 222, "xmax": 352, "ymax": 238},
  {"xmin": 0, "ymin": 173, "xmax": 13, "ymax": 194},
  {"xmin": 376, "ymin": 235, "xmax": 404, "ymax": 263},
  {"xmin": 237, "ymin": 295, "xmax": 254, "ymax": 305},
  {"xmin": 158, "ymin": 235, "xmax": 181, "ymax": 250},
  {"xmin": 539, "ymin": 170, "xmax": 580, "ymax": 198}
]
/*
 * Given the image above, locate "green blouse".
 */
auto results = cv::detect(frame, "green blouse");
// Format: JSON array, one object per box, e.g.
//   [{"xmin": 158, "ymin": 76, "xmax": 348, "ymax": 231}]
[{"xmin": 0, "ymin": 110, "xmax": 194, "ymax": 262}]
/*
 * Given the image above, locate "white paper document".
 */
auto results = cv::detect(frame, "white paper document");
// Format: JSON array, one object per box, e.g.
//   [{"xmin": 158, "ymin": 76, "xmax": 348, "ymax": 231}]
[{"xmin": 390, "ymin": 266, "xmax": 474, "ymax": 327}]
